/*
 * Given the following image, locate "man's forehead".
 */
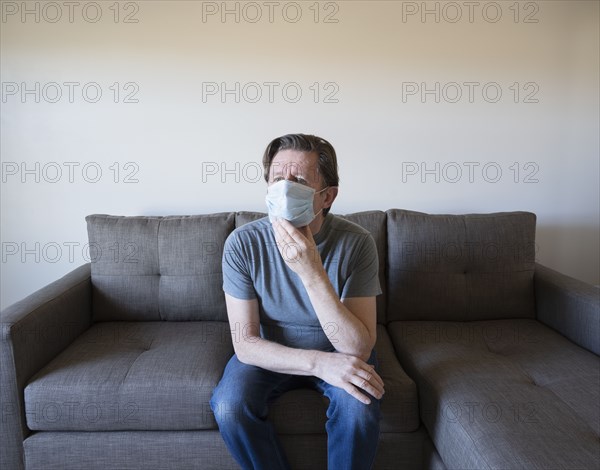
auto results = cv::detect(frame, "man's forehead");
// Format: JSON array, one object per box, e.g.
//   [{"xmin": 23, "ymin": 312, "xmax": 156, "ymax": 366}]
[{"xmin": 270, "ymin": 150, "xmax": 320, "ymax": 179}]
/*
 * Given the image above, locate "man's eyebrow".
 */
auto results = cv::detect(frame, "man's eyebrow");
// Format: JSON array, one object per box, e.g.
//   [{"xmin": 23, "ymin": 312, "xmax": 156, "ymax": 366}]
[{"xmin": 270, "ymin": 170, "xmax": 309, "ymax": 179}]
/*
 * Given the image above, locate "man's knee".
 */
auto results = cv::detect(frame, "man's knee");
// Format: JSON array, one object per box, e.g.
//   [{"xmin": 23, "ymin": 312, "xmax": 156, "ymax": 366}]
[
  {"xmin": 210, "ymin": 387, "xmax": 246, "ymax": 428},
  {"xmin": 210, "ymin": 380, "xmax": 269, "ymax": 428},
  {"xmin": 327, "ymin": 389, "xmax": 380, "ymax": 427}
]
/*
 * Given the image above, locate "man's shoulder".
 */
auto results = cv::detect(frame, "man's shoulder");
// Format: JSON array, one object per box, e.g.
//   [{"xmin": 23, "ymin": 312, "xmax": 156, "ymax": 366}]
[
  {"xmin": 225, "ymin": 215, "xmax": 272, "ymax": 245},
  {"xmin": 328, "ymin": 214, "xmax": 373, "ymax": 239}
]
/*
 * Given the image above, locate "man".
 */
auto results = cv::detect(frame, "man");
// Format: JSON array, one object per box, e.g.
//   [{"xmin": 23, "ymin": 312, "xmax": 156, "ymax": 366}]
[{"xmin": 210, "ymin": 134, "xmax": 385, "ymax": 470}]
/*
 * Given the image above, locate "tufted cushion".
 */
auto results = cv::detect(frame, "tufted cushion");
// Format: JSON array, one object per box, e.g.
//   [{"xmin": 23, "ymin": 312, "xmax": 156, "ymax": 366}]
[
  {"xmin": 86, "ymin": 214, "xmax": 235, "ymax": 321},
  {"xmin": 24, "ymin": 323, "xmax": 419, "ymax": 433},
  {"xmin": 234, "ymin": 211, "xmax": 265, "ymax": 227},
  {"xmin": 386, "ymin": 210, "xmax": 536, "ymax": 322},
  {"xmin": 387, "ymin": 319, "xmax": 600, "ymax": 469},
  {"xmin": 25, "ymin": 322, "xmax": 234, "ymax": 431}
]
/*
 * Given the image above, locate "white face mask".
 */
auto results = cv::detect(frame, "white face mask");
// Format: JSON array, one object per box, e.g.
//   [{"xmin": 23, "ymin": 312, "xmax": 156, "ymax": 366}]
[{"xmin": 265, "ymin": 180, "xmax": 328, "ymax": 227}]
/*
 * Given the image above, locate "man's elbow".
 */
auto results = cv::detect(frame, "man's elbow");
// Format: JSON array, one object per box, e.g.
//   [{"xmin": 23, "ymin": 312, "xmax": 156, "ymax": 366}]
[
  {"xmin": 358, "ymin": 347, "xmax": 373, "ymax": 362},
  {"xmin": 344, "ymin": 340, "xmax": 375, "ymax": 363},
  {"xmin": 232, "ymin": 337, "xmax": 260, "ymax": 365},
  {"xmin": 358, "ymin": 335, "xmax": 377, "ymax": 362}
]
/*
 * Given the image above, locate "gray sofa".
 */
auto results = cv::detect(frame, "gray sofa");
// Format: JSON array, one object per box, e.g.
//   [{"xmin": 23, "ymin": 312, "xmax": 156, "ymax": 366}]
[{"xmin": 2, "ymin": 209, "xmax": 598, "ymax": 470}]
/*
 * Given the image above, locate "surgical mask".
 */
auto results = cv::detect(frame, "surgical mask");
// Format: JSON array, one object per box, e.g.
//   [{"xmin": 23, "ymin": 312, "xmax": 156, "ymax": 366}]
[{"xmin": 265, "ymin": 180, "xmax": 328, "ymax": 227}]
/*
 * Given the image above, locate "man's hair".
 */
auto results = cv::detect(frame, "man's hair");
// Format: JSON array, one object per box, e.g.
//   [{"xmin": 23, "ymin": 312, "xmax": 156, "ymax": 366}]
[{"xmin": 262, "ymin": 134, "xmax": 339, "ymax": 216}]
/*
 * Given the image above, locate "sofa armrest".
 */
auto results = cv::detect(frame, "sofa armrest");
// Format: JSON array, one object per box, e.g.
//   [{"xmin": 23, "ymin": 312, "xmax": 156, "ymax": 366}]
[
  {"xmin": 1, "ymin": 263, "xmax": 93, "ymax": 470},
  {"xmin": 534, "ymin": 263, "xmax": 599, "ymax": 355}
]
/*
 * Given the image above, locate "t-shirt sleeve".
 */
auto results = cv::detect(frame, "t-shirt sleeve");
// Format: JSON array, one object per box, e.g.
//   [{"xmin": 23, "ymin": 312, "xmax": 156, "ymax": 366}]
[
  {"xmin": 222, "ymin": 231, "xmax": 257, "ymax": 300},
  {"xmin": 341, "ymin": 233, "xmax": 383, "ymax": 299}
]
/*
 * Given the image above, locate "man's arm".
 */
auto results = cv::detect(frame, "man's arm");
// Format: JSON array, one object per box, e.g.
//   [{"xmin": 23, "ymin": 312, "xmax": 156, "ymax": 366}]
[
  {"xmin": 225, "ymin": 293, "xmax": 319, "ymax": 375},
  {"xmin": 225, "ymin": 293, "xmax": 384, "ymax": 404},
  {"xmin": 305, "ymin": 285, "xmax": 377, "ymax": 362},
  {"xmin": 272, "ymin": 218, "xmax": 377, "ymax": 361}
]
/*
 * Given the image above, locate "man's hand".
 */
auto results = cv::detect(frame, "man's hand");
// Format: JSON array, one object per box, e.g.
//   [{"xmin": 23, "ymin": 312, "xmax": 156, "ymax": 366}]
[
  {"xmin": 272, "ymin": 218, "xmax": 324, "ymax": 282},
  {"xmin": 312, "ymin": 351, "xmax": 385, "ymax": 405}
]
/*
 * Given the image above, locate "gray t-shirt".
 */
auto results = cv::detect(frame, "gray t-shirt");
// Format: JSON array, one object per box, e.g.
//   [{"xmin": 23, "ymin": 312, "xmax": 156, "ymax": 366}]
[{"xmin": 222, "ymin": 213, "xmax": 382, "ymax": 351}]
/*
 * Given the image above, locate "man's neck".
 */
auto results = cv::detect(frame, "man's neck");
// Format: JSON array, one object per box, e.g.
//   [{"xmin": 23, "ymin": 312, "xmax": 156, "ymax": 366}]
[{"xmin": 308, "ymin": 213, "xmax": 326, "ymax": 238}]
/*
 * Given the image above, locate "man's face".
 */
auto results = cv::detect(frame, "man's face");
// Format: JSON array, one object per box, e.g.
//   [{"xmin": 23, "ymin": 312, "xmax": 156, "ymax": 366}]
[{"xmin": 268, "ymin": 149, "xmax": 331, "ymax": 223}]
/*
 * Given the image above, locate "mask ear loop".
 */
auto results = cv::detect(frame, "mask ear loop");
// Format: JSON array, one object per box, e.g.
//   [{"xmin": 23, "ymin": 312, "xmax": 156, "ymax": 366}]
[{"xmin": 313, "ymin": 186, "xmax": 332, "ymax": 220}]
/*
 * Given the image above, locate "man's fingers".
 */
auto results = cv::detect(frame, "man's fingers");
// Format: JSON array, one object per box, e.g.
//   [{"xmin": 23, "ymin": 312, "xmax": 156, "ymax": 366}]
[
  {"xmin": 276, "ymin": 217, "xmax": 296, "ymax": 233},
  {"xmin": 276, "ymin": 218, "xmax": 309, "ymax": 245},
  {"xmin": 343, "ymin": 383, "xmax": 371, "ymax": 405},
  {"xmin": 274, "ymin": 219, "xmax": 296, "ymax": 242},
  {"xmin": 354, "ymin": 367, "xmax": 385, "ymax": 395},
  {"xmin": 367, "ymin": 365, "xmax": 384, "ymax": 387},
  {"xmin": 357, "ymin": 367, "xmax": 383, "ymax": 387},
  {"xmin": 273, "ymin": 220, "xmax": 303, "ymax": 252},
  {"xmin": 297, "ymin": 224, "xmax": 311, "ymax": 239},
  {"xmin": 358, "ymin": 366, "xmax": 385, "ymax": 389},
  {"xmin": 348, "ymin": 374, "xmax": 384, "ymax": 400},
  {"xmin": 273, "ymin": 220, "xmax": 294, "ymax": 244},
  {"xmin": 272, "ymin": 221, "xmax": 299, "ymax": 262},
  {"xmin": 273, "ymin": 220, "xmax": 316, "ymax": 267}
]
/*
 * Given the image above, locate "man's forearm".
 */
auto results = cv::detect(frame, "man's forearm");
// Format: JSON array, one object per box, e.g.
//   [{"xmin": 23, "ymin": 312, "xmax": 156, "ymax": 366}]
[
  {"xmin": 235, "ymin": 335, "xmax": 322, "ymax": 376},
  {"xmin": 235, "ymin": 334, "xmax": 385, "ymax": 405},
  {"xmin": 302, "ymin": 270, "xmax": 373, "ymax": 359}
]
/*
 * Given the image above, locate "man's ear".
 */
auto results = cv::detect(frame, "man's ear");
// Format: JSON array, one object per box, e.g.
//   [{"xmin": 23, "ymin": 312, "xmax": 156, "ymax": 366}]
[{"xmin": 324, "ymin": 186, "xmax": 339, "ymax": 209}]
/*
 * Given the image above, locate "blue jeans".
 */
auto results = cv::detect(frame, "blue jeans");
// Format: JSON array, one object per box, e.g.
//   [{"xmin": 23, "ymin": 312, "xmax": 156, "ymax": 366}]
[{"xmin": 210, "ymin": 350, "xmax": 381, "ymax": 470}]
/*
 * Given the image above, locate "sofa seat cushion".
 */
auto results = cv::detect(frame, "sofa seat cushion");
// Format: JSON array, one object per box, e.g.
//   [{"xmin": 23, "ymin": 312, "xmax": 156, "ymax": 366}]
[
  {"xmin": 25, "ymin": 322, "xmax": 234, "ymax": 431},
  {"xmin": 388, "ymin": 319, "xmax": 600, "ymax": 469},
  {"xmin": 25, "ymin": 322, "xmax": 419, "ymax": 434}
]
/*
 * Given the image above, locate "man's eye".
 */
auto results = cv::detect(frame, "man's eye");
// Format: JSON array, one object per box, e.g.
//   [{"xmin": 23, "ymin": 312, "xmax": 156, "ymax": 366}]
[{"xmin": 271, "ymin": 176, "xmax": 308, "ymax": 185}]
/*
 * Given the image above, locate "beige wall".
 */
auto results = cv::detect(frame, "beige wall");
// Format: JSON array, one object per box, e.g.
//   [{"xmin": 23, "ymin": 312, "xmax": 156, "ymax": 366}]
[{"xmin": 1, "ymin": 1, "xmax": 599, "ymax": 308}]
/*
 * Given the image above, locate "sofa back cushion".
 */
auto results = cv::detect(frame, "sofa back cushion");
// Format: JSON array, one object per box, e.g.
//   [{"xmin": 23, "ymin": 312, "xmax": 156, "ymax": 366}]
[
  {"xmin": 338, "ymin": 211, "xmax": 387, "ymax": 323},
  {"xmin": 86, "ymin": 213, "xmax": 235, "ymax": 321},
  {"xmin": 235, "ymin": 211, "xmax": 388, "ymax": 323},
  {"xmin": 386, "ymin": 210, "xmax": 536, "ymax": 322}
]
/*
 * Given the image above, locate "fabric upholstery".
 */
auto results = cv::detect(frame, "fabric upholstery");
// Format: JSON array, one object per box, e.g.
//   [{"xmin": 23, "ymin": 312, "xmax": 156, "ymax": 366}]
[
  {"xmin": 23, "ymin": 429, "xmax": 429, "ymax": 470},
  {"xmin": 0, "ymin": 263, "xmax": 92, "ymax": 470},
  {"xmin": 3, "ymin": 209, "xmax": 597, "ymax": 470},
  {"xmin": 24, "ymin": 323, "xmax": 419, "ymax": 434},
  {"xmin": 23, "ymin": 431, "xmax": 238, "ymax": 470},
  {"xmin": 386, "ymin": 210, "xmax": 537, "ymax": 322},
  {"xmin": 25, "ymin": 322, "xmax": 233, "ymax": 431},
  {"xmin": 388, "ymin": 319, "xmax": 600, "ymax": 469},
  {"xmin": 157, "ymin": 215, "xmax": 233, "ymax": 321},
  {"xmin": 534, "ymin": 263, "xmax": 600, "ymax": 355},
  {"xmin": 86, "ymin": 214, "xmax": 235, "ymax": 322},
  {"xmin": 234, "ymin": 211, "xmax": 264, "ymax": 227}
]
